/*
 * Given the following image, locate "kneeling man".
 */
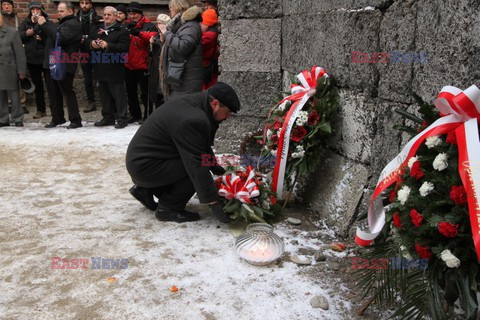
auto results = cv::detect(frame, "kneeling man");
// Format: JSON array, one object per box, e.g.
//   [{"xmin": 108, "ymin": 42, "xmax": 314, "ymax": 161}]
[{"xmin": 125, "ymin": 82, "xmax": 240, "ymax": 223}]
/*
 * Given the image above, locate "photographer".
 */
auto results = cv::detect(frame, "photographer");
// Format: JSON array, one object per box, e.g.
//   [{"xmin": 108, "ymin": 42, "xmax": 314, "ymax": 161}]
[
  {"xmin": 19, "ymin": 2, "xmax": 51, "ymax": 119},
  {"xmin": 123, "ymin": 1, "xmax": 156, "ymax": 124}
]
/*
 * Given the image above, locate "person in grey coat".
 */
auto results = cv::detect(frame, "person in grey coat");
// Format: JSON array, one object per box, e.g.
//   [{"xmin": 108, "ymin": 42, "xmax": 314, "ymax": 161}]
[
  {"xmin": 0, "ymin": 12, "xmax": 27, "ymax": 127},
  {"xmin": 158, "ymin": 2, "xmax": 203, "ymax": 100}
]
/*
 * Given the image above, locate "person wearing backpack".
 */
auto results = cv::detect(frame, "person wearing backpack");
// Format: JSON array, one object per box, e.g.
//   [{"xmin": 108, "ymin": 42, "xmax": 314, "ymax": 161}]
[{"xmin": 37, "ymin": 1, "xmax": 83, "ymax": 129}]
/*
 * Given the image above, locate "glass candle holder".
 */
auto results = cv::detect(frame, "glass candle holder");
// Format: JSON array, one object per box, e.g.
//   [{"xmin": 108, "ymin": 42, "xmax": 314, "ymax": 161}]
[{"xmin": 235, "ymin": 223, "xmax": 285, "ymax": 266}]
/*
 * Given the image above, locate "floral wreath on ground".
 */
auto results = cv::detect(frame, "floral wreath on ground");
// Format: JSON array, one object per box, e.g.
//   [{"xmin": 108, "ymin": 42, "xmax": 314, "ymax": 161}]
[
  {"xmin": 214, "ymin": 166, "xmax": 282, "ymax": 223},
  {"xmin": 255, "ymin": 67, "xmax": 339, "ymax": 191},
  {"xmin": 356, "ymin": 93, "xmax": 480, "ymax": 319}
]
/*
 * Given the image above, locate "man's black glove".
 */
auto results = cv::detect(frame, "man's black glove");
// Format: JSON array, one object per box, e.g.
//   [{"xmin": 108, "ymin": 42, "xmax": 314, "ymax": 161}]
[
  {"xmin": 127, "ymin": 22, "xmax": 136, "ymax": 30},
  {"xmin": 210, "ymin": 165, "xmax": 226, "ymax": 176},
  {"xmin": 130, "ymin": 28, "xmax": 140, "ymax": 37},
  {"xmin": 209, "ymin": 202, "xmax": 231, "ymax": 223}
]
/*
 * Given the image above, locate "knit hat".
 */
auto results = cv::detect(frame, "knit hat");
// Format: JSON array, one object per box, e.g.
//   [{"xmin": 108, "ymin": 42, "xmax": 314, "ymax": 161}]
[
  {"xmin": 156, "ymin": 13, "xmax": 170, "ymax": 25},
  {"xmin": 209, "ymin": 82, "xmax": 241, "ymax": 113},
  {"xmin": 201, "ymin": 9, "xmax": 217, "ymax": 27},
  {"xmin": 127, "ymin": 1, "xmax": 142, "ymax": 14},
  {"xmin": 1, "ymin": 0, "xmax": 14, "ymax": 5},
  {"xmin": 115, "ymin": 4, "xmax": 127, "ymax": 15},
  {"xmin": 28, "ymin": 1, "xmax": 41, "ymax": 9}
]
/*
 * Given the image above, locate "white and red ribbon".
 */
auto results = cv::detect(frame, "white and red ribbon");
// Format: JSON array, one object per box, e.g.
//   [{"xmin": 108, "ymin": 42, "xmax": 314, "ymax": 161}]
[
  {"xmin": 218, "ymin": 166, "xmax": 260, "ymax": 204},
  {"xmin": 268, "ymin": 66, "xmax": 328, "ymax": 198},
  {"xmin": 355, "ymin": 85, "xmax": 480, "ymax": 260}
]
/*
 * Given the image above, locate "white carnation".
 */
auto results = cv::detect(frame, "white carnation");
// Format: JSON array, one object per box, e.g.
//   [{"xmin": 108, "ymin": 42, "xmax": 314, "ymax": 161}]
[
  {"xmin": 440, "ymin": 249, "xmax": 460, "ymax": 268},
  {"xmin": 400, "ymin": 245, "xmax": 413, "ymax": 260},
  {"xmin": 266, "ymin": 129, "xmax": 273, "ymax": 140},
  {"xmin": 433, "ymin": 153, "xmax": 448, "ymax": 171},
  {"xmin": 291, "ymin": 150, "xmax": 305, "ymax": 159},
  {"xmin": 397, "ymin": 186, "xmax": 411, "ymax": 205},
  {"xmin": 425, "ymin": 135, "xmax": 442, "ymax": 149},
  {"xmin": 277, "ymin": 101, "xmax": 289, "ymax": 112},
  {"xmin": 270, "ymin": 149, "xmax": 277, "ymax": 157},
  {"xmin": 419, "ymin": 181, "xmax": 434, "ymax": 197},
  {"xmin": 408, "ymin": 156, "xmax": 418, "ymax": 169}
]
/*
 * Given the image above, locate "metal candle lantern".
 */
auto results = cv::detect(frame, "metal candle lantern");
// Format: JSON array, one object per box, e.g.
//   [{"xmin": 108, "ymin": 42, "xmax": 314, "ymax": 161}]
[{"xmin": 235, "ymin": 223, "xmax": 285, "ymax": 266}]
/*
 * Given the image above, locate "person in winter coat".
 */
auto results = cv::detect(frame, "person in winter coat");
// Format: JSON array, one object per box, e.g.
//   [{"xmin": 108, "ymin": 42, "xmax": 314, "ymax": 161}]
[
  {"xmin": 87, "ymin": 6, "xmax": 130, "ymax": 129},
  {"xmin": 158, "ymin": 1, "xmax": 203, "ymax": 100},
  {"xmin": 126, "ymin": 82, "xmax": 240, "ymax": 223},
  {"xmin": 2, "ymin": 0, "xmax": 28, "ymax": 114},
  {"xmin": 115, "ymin": 4, "xmax": 127, "ymax": 25},
  {"xmin": 0, "ymin": 12, "xmax": 26, "ymax": 127},
  {"xmin": 201, "ymin": 0, "xmax": 217, "ymax": 12},
  {"xmin": 37, "ymin": 1, "xmax": 83, "ymax": 129},
  {"xmin": 77, "ymin": 0, "xmax": 102, "ymax": 113},
  {"xmin": 19, "ymin": 2, "xmax": 51, "ymax": 119},
  {"xmin": 147, "ymin": 13, "xmax": 170, "ymax": 110},
  {"xmin": 200, "ymin": 9, "xmax": 219, "ymax": 90},
  {"xmin": 124, "ymin": 1, "xmax": 157, "ymax": 124}
]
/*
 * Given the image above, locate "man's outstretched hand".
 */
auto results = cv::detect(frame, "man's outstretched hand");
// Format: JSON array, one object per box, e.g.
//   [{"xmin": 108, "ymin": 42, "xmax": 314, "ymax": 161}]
[{"xmin": 209, "ymin": 202, "xmax": 231, "ymax": 223}]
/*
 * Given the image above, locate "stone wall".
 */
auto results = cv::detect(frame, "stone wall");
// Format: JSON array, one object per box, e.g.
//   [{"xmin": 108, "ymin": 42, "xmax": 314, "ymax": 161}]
[{"xmin": 216, "ymin": 0, "xmax": 480, "ymax": 235}]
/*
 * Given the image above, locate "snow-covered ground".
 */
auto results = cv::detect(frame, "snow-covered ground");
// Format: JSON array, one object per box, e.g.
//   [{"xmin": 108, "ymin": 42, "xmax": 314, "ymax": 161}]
[{"xmin": 0, "ymin": 123, "xmax": 353, "ymax": 319}]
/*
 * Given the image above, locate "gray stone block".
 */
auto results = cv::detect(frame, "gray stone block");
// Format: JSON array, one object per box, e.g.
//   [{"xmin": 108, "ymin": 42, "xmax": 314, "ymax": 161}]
[
  {"xmin": 218, "ymin": 0, "xmax": 283, "ymax": 19},
  {"xmin": 302, "ymin": 150, "xmax": 370, "ymax": 234},
  {"xmin": 214, "ymin": 116, "xmax": 266, "ymax": 154},
  {"xmin": 218, "ymin": 71, "xmax": 282, "ymax": 117},
  {"xmin": 219, "ymin": 19, "xmax": 281, "ymax": 72},
  {"xmin": 377, "ymin": 2, "xmax": 417, "ymax": 102},
  {"xmin": 283, "ymin": 0, "xmax": 391, "ymax": 15},
  {"xmin": 412, "ymin": 0, "xmax": 480, "ymax": 102},
  {"xmin": 282, "ymin": 10, "xmax": 382, "ymax": 96}
]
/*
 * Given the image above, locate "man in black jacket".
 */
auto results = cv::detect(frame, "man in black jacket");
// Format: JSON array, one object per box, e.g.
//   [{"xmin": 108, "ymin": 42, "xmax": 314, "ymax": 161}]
[
  {"xmin": 87, "ymin": 6, "xmax": 129, "ymax": 128},
  {"xmin": 126, "ymin": 82, "xmax": 240, "ymax": 223},
  {"xmin": 77, "ymin": 0, "xmax": 101, "ymax": 112},
  {"xmin": 38, "ymin": 1, "xmax": 83, "ymax": 129}
]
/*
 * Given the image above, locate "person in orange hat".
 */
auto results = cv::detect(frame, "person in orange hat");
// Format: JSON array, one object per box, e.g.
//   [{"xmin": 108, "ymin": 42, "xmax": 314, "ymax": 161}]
[{"xmin": 200, "ymin": 9, "xmax": 219, "ymax": 90}]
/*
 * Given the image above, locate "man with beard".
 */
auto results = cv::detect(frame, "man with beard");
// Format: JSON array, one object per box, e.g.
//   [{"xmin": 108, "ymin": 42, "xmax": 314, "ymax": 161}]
[
  {"xmin": 126, "ymin": 82, "xmax": 240, "ymax": 223},
  {"xmin": 87, "ymin": 6, "xmax": 130, "ymax": 129},
  {"xmin": 77, "ymin": 0, "xmax": 101, "ymax": 113}
]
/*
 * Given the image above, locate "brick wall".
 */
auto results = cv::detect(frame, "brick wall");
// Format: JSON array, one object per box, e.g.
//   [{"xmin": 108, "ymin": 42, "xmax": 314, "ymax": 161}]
[{"xmin": 10, "ymin": 0, "xmax": 173, "ymax": 22}]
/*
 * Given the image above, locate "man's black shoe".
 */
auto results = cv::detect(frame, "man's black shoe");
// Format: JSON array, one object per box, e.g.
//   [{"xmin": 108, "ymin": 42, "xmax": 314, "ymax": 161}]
[
  {"xmin": 0, "ymin": 122, "xmax": 9, "ymax": 127},
  {"xmin": 67, "ymin": 122, "xmax": 83, "ymax": 129},
  {"xmin": 45, "ymin": 120, "xmax": 66, "ymax": 128},
  {"xmin": 129, "ymin": 185, "xmax": 157, "ymax": 211},
  {"xmin": 209, "ymin": 202, "xmax": 232, "ymax": 223},
  {"xmin": 14, "ymin": 122, "xmax": 24, "ymax": 127},
  {"xmin": 155, "ymin": 204, "xmax": 201, "ymax": 223},
  {"xmin": 115, "ymin": 121, "xmax": 127, "ymax": 129},
  {"xmin": 94, "ymin": 118, "xmax": 115, "ymax": 127}
]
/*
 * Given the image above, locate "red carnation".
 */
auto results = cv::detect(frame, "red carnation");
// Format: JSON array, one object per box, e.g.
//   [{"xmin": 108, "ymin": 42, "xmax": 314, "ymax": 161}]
[
  {"xmin": 291, "ymin": 126, "xmax": 307, "ymax": 142},
  {"xmin": 417, "ymin": 121, "xmax": 428, "ymax": 132},
  {"xmin": 450, "ymin": 185, "xmax": 467, "ymax": 205},
  {"xmin": 410, "ymin": 161, "xmax": 424, "ymax": 180},
  {"xmin": 409, "ymin": 209, "xmax": 423, "ymax": 227},
  {"xmin": 446, "ymin": 131, "xmax": 457, "ymax": 145},
  {"xmin": 270, "ymin": 134, "xmax": 279, "ymax": 144},
  {"xmin": 389, "ymin": 189, "xmax": 397, "ymax": 202},
  {"xmin": 307, "ymin": 111, "xmax": 320, "ymax": 126},
  {"xmin": 392, "ymin": 212, "xmax": 403, "ymax": 228},
  {"xmin": 438, "ymin": 221, "xmax": 459, "ymax": 238},
  {"xmin": 273, "ymin": 118, "xmax": 283, "ymax": 130},
  {"xmin": 415, "ymin": 243, "xmax": 432, "ymax": 259},
  {"xmin": 270, "ymin": 195, "xmax": 277, "ymax": 205}
]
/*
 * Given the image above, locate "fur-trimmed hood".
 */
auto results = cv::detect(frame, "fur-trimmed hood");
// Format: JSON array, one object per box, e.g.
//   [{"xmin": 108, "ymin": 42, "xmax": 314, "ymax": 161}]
[{"xmin": 181, "ymin": 6, "xmax": 202, "ymax": 24}]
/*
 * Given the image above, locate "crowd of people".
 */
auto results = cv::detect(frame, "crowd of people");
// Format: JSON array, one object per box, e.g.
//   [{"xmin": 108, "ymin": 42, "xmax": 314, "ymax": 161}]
[{"xmin": 0, "ymin": 0, "xmax": 220, "ymax": 128}]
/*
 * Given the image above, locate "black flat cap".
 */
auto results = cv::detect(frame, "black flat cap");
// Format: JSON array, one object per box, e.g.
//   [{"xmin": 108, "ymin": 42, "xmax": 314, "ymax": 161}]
[
  {"xmin": 127, "ymin": 1, "xmax": 143, "ymax": 14},
  {"xmin": 209, "ymin": 82, "xmax": 241, "ymax": 113}
]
